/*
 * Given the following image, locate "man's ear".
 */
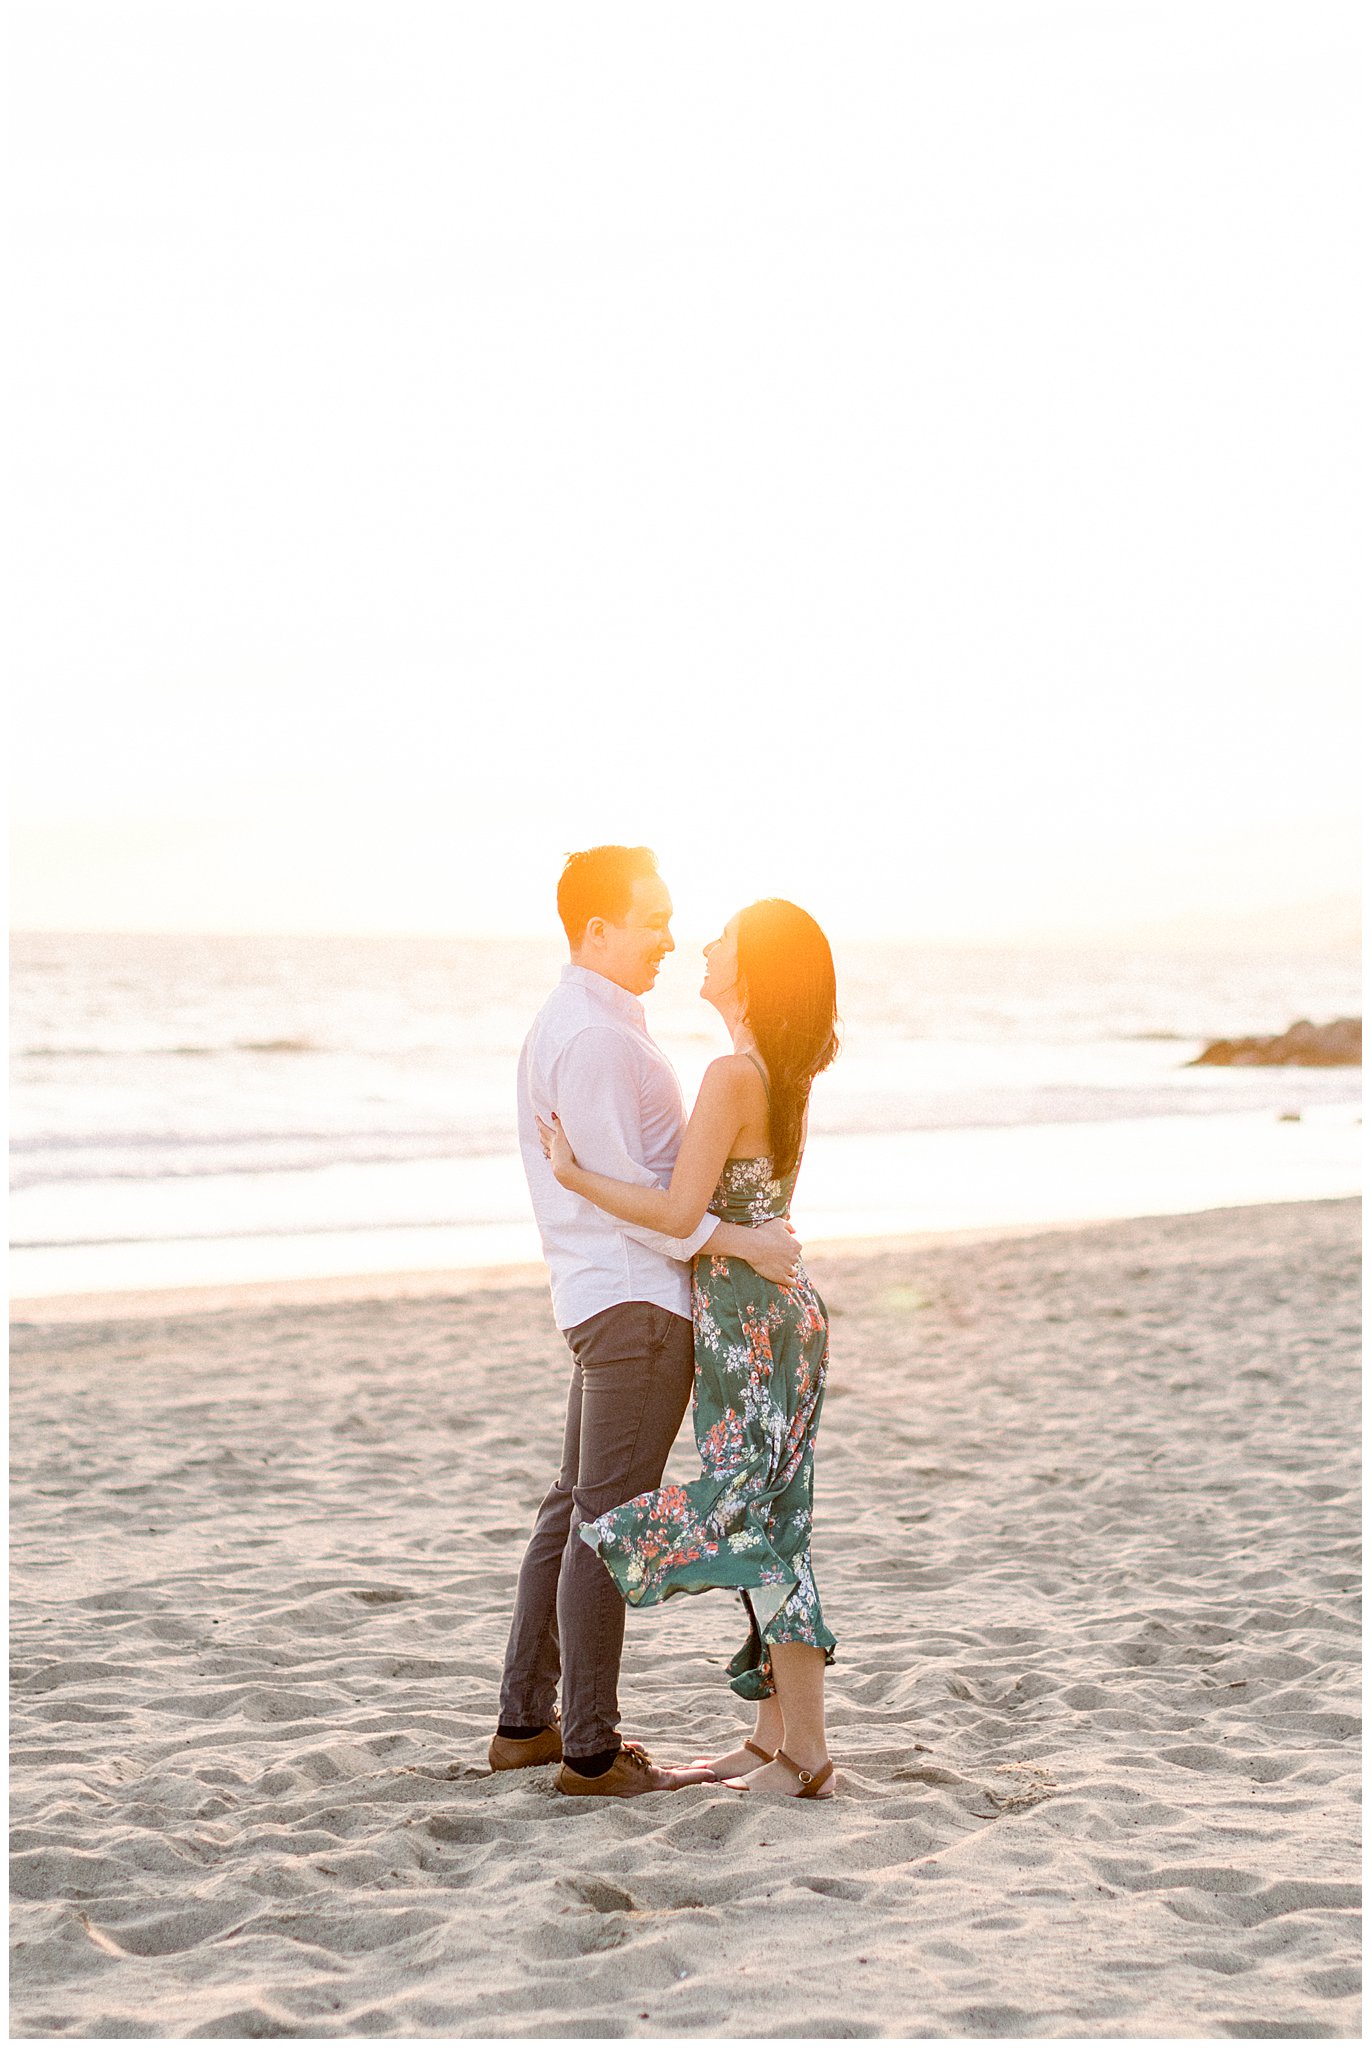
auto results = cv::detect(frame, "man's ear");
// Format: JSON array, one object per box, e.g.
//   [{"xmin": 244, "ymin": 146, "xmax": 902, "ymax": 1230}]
[{"xmin": 582, "ymin": 916, "xmax": 607, "ymax": 948}]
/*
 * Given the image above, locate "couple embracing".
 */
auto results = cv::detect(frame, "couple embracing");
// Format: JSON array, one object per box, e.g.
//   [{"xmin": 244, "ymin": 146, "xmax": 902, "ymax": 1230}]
[{"xmin": 490, "ymin": 845, "xmax": 840, "ymax": 1801}]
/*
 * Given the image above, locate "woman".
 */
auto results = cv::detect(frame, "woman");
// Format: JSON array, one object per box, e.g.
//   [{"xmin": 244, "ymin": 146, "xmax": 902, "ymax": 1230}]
[{"xmin": 537, "ymin": 897, "xmax": 840, "ymax": 1800}]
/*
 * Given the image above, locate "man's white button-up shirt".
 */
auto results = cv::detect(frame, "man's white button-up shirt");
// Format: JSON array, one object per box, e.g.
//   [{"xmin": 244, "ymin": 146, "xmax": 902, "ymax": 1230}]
[{"xmin": 517, "ymin": 964, "xmax": 720, "ymax": 1331}]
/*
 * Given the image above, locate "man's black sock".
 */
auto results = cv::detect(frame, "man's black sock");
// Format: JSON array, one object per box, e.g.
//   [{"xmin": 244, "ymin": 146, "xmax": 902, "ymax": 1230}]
[
  {"xmin": 564, "ymin": 1746, "xmax": 621, "ymax": 1778},
  {"xmin": 496, "ymin": 1723, "xmax": 548, "ymax": 1742}
]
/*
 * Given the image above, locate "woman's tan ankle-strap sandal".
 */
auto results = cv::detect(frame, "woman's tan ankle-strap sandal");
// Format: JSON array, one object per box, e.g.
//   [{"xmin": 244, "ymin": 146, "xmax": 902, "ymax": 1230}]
[
  {"xmin": 723, "ymin": 1746, "xmax": 835, "ymax": 1797},
  {"xmin": 773, "ymin": 1747, "xmax": 835, "ymax": 1798},
  {"xmin": 691, "ymin": 1736, "xmax": 776, "ymax": 1781}
]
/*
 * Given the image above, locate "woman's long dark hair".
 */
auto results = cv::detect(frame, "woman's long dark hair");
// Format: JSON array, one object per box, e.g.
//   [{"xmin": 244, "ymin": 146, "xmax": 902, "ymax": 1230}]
[{"xmin": 735, "ymin": 899, "xmax": 840, "ymax": 1180}]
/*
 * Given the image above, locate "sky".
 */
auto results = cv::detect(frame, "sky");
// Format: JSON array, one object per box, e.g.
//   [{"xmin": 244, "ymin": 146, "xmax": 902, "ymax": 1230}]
[{"xmin": 9, "ymin": 1, "xmax": 1362, "ymax": 943}]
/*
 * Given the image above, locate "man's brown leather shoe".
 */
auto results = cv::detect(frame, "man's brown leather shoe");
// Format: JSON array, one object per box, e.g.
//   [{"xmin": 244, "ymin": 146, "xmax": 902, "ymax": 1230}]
[
  {"xmin": 488, "ymin": 1722, "xmax": 563, "ymax": 1771},
  {"xmin": 554, "ymin": 1741, "xmax": 702, "ymax": 1797}
]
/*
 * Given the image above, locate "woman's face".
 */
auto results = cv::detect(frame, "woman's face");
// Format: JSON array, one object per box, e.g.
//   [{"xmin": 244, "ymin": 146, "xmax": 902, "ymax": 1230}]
[{"xmin": 701, "ymin": 914, "xmax": 744, "ymax": 1012}]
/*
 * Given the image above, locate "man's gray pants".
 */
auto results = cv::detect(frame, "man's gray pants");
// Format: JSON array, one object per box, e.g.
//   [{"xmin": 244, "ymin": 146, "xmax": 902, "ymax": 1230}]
[{"xmin": 497, "ymin": 1299, "xmax": 695, "ymax": 1759}]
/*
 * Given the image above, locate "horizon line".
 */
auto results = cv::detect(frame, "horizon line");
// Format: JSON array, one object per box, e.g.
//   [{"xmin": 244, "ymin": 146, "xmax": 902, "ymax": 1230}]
[{"xmin": 10, "ymin": 922, "xmax": 1363, "ymax": 953}]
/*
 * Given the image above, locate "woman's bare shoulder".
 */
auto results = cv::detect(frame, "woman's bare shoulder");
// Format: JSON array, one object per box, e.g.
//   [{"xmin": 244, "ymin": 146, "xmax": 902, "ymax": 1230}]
[{"xmin": 700, "ymin": 1052, "xmax": 768, "ymax": 1102}]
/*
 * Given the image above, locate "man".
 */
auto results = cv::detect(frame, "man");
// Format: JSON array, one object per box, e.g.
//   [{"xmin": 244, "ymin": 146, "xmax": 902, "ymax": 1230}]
[{"xmin": 491, "ymin": 845, "xmax": 801, "ymax": 1797}]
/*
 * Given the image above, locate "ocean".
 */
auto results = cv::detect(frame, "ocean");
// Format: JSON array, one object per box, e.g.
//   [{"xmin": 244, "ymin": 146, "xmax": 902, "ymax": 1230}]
[{"xmin": 10, "ymin": 932, "xmax": 1361, "ymax": 1297}]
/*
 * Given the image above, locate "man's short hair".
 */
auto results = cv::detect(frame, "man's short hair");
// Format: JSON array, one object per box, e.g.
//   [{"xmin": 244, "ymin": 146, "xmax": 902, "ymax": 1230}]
[{"xmin": 557, "ymin": 845, "xmax": 659, "ymax": 947}]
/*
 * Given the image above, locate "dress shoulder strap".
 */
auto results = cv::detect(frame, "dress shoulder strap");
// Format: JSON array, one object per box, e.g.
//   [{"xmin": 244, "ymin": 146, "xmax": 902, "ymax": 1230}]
[{"xmin": 743, "ymin": 1050, "xmax": 772, "ymax": 1102}]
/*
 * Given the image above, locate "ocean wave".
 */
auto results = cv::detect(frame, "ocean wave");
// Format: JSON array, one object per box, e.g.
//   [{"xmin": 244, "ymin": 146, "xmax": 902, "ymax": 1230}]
[
  {"xmin": 21, "ymin": 1038, "xmax": 324, "ymax": 1059},
  {"xmin": 10, "ymin": 1125, "xmax": 465, "ymax": 1155},
  {"xmin": 12, "ymin": 1216, "xmax": 479, "ymax": 1250},
  {"xmin": 11, "ymin": 1070, "xmax": 1362, "ymax": 1193},
  {"xmin": 8, "ymin": 1128, "xmax": 516, "ymax": 1189}
]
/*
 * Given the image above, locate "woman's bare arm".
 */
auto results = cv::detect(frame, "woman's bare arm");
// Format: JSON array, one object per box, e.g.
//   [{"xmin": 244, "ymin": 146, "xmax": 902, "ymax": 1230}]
[{"xmin": 540, "ymin": 1056, "xmax": 754, "ymax": 1237}]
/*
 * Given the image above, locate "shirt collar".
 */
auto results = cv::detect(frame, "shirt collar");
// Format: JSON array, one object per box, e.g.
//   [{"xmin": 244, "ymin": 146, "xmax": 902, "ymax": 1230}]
[{"xmin": 561, "ymin": 962, "xmax": 646, "ymax": 1025}]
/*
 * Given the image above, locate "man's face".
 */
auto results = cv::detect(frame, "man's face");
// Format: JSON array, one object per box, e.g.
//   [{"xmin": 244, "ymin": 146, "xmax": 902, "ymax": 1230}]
[{"xmin": 595, "ymin": 873, "xmax": 675, "ymax": 995}]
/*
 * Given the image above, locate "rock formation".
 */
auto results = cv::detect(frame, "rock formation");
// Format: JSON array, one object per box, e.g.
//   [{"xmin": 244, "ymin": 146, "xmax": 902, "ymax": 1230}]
[{"xmin": 1188, "ymin": 1017, "xmax": 1361, "ymax": 1067}]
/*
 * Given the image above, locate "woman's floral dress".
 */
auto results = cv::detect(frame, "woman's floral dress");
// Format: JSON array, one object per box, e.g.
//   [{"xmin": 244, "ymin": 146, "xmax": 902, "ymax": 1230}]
[{"xmin": 580, "ymin": 1131, "xmax": 836, "ymax": 1700}]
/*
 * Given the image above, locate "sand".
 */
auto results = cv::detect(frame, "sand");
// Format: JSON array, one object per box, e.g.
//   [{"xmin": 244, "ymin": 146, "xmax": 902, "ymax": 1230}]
[{"xmin": 9, "ymin": 1199, "xmax": 1361, "ymax": 2040}]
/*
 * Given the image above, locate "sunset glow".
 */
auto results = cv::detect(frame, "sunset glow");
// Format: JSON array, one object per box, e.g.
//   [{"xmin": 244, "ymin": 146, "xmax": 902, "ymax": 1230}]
[{"xmin": 10, "ymin": 2, "xmax": 1359, "ymax": 944}]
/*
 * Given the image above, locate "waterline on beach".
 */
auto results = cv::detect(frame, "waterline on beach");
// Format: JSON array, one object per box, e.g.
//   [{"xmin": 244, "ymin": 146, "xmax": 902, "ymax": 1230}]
[{"xmin": 11, "ymin": 1104, "xmax": 1358, "ymax": 1299}]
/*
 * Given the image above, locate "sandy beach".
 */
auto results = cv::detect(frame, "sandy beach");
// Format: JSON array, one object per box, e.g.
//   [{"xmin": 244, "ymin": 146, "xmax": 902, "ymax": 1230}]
[{"xmin": 9, "ymin": 1198, "xmax": 1361, "ymax": 2040}]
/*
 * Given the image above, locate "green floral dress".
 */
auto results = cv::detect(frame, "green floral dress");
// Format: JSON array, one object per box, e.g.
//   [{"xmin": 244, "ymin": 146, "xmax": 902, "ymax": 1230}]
[{"xmin": 580, "ymin": 1113, "xmax": 836, "ymax": 1700}]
